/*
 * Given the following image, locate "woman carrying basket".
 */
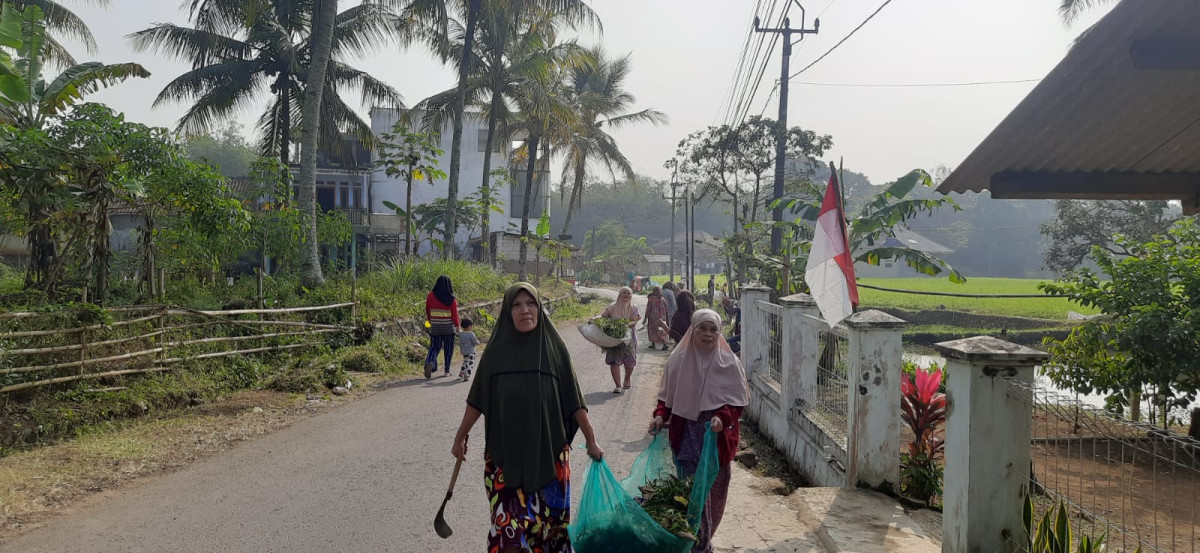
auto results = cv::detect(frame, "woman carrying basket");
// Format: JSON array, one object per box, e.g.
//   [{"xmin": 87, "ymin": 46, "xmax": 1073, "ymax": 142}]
[
  {"xmin": 649, "ymin": 309, "xmax": 749, "ymax": 553},
  {"xmin": 452, "ymin": 283, "xmax": 604, "ymax": 553},
  {"xmin": 599, "ymin": 286, "xmax": 640, "ymax": 394}
]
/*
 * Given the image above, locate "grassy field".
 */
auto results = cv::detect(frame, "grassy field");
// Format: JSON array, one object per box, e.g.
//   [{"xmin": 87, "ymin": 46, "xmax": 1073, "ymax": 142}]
[{"xmin": 856, "ymin": 277, "xmax": 1097, "ymax": 320}]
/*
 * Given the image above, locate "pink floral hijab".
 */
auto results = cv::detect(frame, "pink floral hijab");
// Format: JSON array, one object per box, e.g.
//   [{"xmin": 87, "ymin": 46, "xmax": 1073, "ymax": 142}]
[{"xmin": 657, "ymin": 309, "xmax": 749, "ymax": 421}]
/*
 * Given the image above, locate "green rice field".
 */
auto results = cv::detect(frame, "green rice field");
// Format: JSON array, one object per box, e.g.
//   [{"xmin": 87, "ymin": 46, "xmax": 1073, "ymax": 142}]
[
  {"xmin": 645, "ymin": 275, "xmax": 1096, "ymax": 320},
  {"xmin": 855, "ymin": 277, "xmax": 1097, "ymax": 320}
]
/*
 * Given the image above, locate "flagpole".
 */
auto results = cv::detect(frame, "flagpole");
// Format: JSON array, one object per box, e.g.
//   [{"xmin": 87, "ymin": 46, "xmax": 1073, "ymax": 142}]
[{"xmin": 831, "ymin": 160, "xmax": 857, "ymax": 314}]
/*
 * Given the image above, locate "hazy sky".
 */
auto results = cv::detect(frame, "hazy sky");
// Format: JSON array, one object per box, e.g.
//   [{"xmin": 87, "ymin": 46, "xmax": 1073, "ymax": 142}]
[{"xmin": 75, "ymin": 0, "xmax": 1114, "ymax": 185}]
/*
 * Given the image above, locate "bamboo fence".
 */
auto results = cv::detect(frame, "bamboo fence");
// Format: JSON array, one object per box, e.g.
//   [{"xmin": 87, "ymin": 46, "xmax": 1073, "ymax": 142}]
[{"xmin": 0, "ymin": 303, "xmax": 357, "ymax": 394}]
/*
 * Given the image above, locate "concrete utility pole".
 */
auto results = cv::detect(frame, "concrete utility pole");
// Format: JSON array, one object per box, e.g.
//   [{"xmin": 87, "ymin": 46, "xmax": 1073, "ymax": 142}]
[
  {"xmin": 664, "ymin": 167, "xmax": 682, "ymax": 282},
  {"xmin": 689, "ymin": 189, "xmax": 697, "ymax": 293},
  {"xmin": 755, "ymin": 2, "xmax": 819, "ymax": 256}
]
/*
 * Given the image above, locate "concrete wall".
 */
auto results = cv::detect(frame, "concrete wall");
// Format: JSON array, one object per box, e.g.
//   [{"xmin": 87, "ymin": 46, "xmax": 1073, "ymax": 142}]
[{"xmin": 742, "ymin": 287, "xmax": 905, "ymax": 490}]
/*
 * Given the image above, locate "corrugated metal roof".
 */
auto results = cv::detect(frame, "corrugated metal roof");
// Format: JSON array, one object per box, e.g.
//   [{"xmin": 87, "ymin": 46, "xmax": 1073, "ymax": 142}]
[{"xmin": 937, "ymin": 0, "xmax": 1200, "ymax": 213}]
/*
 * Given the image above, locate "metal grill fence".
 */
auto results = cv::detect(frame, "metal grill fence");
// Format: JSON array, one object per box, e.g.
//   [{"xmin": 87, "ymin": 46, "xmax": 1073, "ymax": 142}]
[
  {"xmin": 1001, "ymin": 377, "xmax": 1199, "ymax": 553},
  {"xmin": 808, "ymin": 327, "xmax": 850, "ymax": 448},
  {"xmin": 758, "ymin": 301, "xmax": 784, "ymax": 383}
]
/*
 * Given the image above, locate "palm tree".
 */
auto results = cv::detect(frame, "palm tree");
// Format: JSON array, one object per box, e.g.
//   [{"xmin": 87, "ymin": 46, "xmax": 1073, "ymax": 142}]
[
  {"xmin": 9, "ymin": 0, "xmax": 107, "ymax": 65},
  {"xmin": 1058, "ymin": 0, "xmax": 1114, "ymax": 24},
  {"xmin": 413, "ymin": 4, "xmax": 582, "ymax": 263},
  {"xmin": 559, "ymin": 47, "xmax": 666, "ymax": 236},
  {"xmin": 129, "ymin": 0, "xmax": 409, "ymax": 167},
  {"xmin": 296, "ymin": 0, "xmax": 339, "ymax": 287},
  {"xmin": 431, "ymin": 0, "xmax": 598, "ymax": 260}
]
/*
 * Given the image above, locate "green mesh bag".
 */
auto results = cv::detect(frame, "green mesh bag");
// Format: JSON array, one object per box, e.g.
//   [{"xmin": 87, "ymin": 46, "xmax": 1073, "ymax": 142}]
[{"xmin": 571, "ymin": 425, "xmax": 721, "ymax": 553}]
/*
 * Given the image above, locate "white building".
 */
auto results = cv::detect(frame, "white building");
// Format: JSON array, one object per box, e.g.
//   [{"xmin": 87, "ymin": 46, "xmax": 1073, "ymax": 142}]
[{"xmin": 368, "ymin": 108, "xmax": 550, "ymax": 258}]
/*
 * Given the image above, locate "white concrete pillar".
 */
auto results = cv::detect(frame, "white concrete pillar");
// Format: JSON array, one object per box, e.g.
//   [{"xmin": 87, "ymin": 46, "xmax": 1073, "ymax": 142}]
[
  {"xmin": 739, "ymin": 286, "xmax": 772, "ymax": 380},
  {"xmin": 936, "ymin": 336, "xmax": 1048, "ymax": 553},
  {"xmin": 844, "ymin": 310, "xmax": 906, "ymax": 490},
  {"xmin": 779, "ymin": 293, "xmax": 820, "ymax": 422}
]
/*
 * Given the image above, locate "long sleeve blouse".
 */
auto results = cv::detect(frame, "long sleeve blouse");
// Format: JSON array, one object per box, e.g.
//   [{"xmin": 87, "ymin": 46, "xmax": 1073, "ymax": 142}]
[
  {"xmin": 425, "ymin": 292, "xmax": 460, "ymax": 327},
  {"xmin": 653, "ymin": 400, "xmax": 744, "ymax": 465}
]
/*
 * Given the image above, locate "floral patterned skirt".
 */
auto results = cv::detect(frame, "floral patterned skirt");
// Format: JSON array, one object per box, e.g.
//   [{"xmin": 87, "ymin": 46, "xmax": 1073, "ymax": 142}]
[{"xmin": 485, "ymin": 445, "xmax": 573, "ymax": 553}]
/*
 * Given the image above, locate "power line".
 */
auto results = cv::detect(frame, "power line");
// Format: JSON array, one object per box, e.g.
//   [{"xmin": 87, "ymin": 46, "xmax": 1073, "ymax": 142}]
[
  {"xmin": 715, "ymin": 0, "xmax": 767, "ymax": 125},
  {"xmin": 789, "ymin": 0, "xmax": 896, "ymax": 80},
  {"xmin": 791, "ymin": 78, "xmax": 1042, "ymax": 88},
  {"xmin": 727, "ymin": 1, "xmax": 786, "ymax": 126},
  {"xmin": 722, "ymin": 0, "xmax": 779, "ymax": 126}
]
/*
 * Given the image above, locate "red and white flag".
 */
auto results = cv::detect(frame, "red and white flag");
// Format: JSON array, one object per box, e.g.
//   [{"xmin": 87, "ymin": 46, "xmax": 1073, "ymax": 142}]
[{"xmin": 805, "ymin": 170, "xmax": 858, "ymax": 326}]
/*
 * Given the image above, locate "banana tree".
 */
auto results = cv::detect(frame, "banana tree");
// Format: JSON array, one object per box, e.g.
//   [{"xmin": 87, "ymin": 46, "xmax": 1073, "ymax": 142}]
[
  {"xmin": 0, "ymin": 5, "xmax": 148, "ymax": 130},
  {"xmin": 763, "ymin": 168, "xmax": 964, "ymax": 293}
]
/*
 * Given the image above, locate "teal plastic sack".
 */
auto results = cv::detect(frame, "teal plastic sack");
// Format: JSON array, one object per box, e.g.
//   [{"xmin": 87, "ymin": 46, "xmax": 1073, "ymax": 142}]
[
  {"xmin": 618, "ymin": 432, "xmax": 676, "ymax": 498},
  {"xmin": 571, "ymin": 458, "xmax": 692, "ymax": 553},
  {"xmin": 571, "ymin": 425, "xmax": 721, "ymax": 553}
]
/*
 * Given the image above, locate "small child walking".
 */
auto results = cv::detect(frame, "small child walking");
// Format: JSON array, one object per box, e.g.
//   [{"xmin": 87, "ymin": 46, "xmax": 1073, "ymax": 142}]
[{"xmin": 457, "ymin": 318, "xmax": 480, "ymax": 382}]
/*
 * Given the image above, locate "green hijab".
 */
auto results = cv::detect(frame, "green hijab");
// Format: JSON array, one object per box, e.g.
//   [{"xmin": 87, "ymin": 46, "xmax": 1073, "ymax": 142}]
[{"xmin": 466, "ymin": 282, "xmax": 586, "ymax": 492}]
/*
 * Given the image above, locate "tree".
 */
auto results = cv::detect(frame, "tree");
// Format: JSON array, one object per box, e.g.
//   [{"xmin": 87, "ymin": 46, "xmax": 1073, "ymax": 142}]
[
  {"xmin": 764, "ymin": 168, "xmax": 964, "ymax": 293},
  {"xmin": 377, "ymin": 123, "xmax": 445, "ymax": 255},
  {"xmin": 128, "ymin": 0, "xmax": 407, "ymax": 167},
  {"xmin": 558, "ymin": 47, "xmax": 666, "ymax": 237},
  {"xmin": 582, "ymin": 218, "xmax": 650, "ymax": 280},
  {"xmin": 296, "ymin": 0, "xmax": 338, "ymax": 287},
  {"xmin": 0, "ymin": 3, "xmax": 148, "ymax": 291},
  {"xmin": 1040, "ymin": 200, "xmax": 1177, "ymax": 274},
  {"xmin": 0, "ymin": 4, "xmax": 149, "ymax": 130},
  {"xmin": 183, "ymin": 122, "xmax": 256, "ymax": 177},
  {"xmin": 1058, "ymin": 0, "xmax": 1114, "ymax": 24},
  {"xmin": 413, "ymin": 0, "xmax": 595, "ymax": 263},
  {"xmin": 8, "ymin": 0, "xmax": 108, "ymax": 65},
  {"xmin": 1041, "ymin": 219, "xmax": 1200, "ymax": 428}
]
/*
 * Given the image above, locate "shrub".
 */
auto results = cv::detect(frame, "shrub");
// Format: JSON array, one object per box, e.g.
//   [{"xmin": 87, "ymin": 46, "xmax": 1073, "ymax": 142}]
[
  {"xmin": 900, "ymin": 365, "xmax": 946, "ymax": 505},
  {"xmin": 341, "ymin": 350, "xmax": 384, "ymax": 373},
  {"xmin": 1023, "ymin": 497, "xmax": 1130, "ymax": 553},
  {"xmin": 321, "ymin": 363, "xmax": 348, "ymax": 389}
]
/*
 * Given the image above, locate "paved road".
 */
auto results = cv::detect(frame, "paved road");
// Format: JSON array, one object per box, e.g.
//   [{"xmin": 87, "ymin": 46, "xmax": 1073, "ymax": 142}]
[{"xmin": 2, "ymin": 287, "xmax": 667, "ymax": 553}]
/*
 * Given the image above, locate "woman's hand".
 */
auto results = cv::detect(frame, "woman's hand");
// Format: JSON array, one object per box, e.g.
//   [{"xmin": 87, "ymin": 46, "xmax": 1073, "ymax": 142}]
[
  {"xmin": 586, "ymin": 441, "xmax": 605, "ymax": 461},
  {"xmin": 451, "ymin": 434, "xmax": 468, "ymax": 461},
  {"xmin": 648, "ymin": 415, "xmax": 664, "ymax": 435},
  {"xmin": 710, "ymin": 416, "xmax": 724, "ymax": 433}
]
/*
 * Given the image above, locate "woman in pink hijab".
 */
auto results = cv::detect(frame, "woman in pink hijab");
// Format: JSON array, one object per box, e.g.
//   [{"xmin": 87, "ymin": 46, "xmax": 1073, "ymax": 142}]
[{"xmin": 650, "ymin": 309, "xmax": 749, "ymax": 553}]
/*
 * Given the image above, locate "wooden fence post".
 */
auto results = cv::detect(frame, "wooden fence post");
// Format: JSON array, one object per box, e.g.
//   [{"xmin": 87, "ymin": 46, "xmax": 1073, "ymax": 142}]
[
  {"xmin": 157, "ymin": 307, "xmax": 167, "ymax": 367},
  {"xmin": 351, "ymin": 267, "xmax": 358, "ymax": 322}
]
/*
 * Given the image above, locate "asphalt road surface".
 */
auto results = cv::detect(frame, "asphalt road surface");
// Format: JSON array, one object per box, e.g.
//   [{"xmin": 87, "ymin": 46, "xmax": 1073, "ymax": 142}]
[{"xmin": 2, "ymin": 287, "xmax": 667, "ymax": 553}]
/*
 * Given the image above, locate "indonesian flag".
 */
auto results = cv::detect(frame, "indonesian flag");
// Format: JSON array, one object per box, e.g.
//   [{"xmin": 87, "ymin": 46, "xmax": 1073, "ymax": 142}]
[{"xmin": 805, "ymin": 169, "xmax": 858, "ymax": 326}]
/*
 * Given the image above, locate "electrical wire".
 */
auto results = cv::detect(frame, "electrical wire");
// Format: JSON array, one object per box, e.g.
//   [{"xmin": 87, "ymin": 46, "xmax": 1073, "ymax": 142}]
[
  {"xmin": 726, "ymin": 0, "xmax": 787, "ymax": 126},
  {"xmin": 789, "ymin": 0, "xmax": 897, "ymax": 79},
  {"xmin": 790, "ymin": 78, "xmax": 1042, "ymax": 88}
]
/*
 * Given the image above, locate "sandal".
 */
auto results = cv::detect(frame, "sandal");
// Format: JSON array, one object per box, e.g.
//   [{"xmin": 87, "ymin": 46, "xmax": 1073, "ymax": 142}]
[{"xmin": 613, "ymin": 387, "xmax": 622, "ymax": 394}]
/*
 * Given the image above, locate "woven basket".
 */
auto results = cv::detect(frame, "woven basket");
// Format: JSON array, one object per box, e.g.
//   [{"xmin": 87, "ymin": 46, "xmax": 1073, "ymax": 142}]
[{"xmin": 578, "ymin": 322, "xmax": 631, "ymax": 348}]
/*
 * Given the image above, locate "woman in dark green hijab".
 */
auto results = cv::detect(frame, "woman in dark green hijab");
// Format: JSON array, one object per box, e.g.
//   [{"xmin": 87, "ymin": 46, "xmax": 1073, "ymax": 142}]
[{"xmin": 451, "ymin": 282, "xmax": 603, "ymax": 553}]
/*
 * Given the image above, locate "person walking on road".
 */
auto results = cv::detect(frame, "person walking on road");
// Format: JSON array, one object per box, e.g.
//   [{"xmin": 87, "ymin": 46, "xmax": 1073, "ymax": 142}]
[
  {"xmin": 457, "ymin": 318, "xmax": 480, "ymax": 381},
  {"xmin": 601, "ymin": 286, "xmax": 642, "ymax": 393},
  {"xmin": 599, "ymin": 286, "xmax": 641, "ymax": 394},
  {"xmin": 644, "ymin": 286, "xmax": 670, "ymax": 350},
  {"xmin": 451, "ymin": 283, "xmax": 604, "ymax": 553},
  {"xmin": 707, "ymin": 275, "xmax": 716, "ymax": 307},
  {"xmin": 424, "ymin": 275, "xmax": 460, "ymax": 378},
  {"xmin": 662, "ymin": 281, "xmax": 678, "ymax": 322},
  {"xmin": 650, "ymin": 309, "xmax": 749, "ymax": 553},
  {"xmin": 669, "ymin": 290, "xmax": 696, "ymax": 344}
]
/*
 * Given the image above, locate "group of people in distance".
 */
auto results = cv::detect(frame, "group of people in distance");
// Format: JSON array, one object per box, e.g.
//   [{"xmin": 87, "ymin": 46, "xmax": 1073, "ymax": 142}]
[{"xmin": 426, "ymin": 275, "xmax": 748, "ymax": 553}]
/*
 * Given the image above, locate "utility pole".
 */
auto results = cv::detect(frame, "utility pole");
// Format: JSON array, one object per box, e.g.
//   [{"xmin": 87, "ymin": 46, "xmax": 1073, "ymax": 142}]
[
  {"xmin": 682, "ymin": 189, "xmax": 691, "ymax": 289},
  {"xmin": 756, "ymin": 2, "xmax": 819, "ymax": 256},
  {"xmin": 689, "ymin": 189, "xmax": 697, "ymax": 294},
  {"xmin": 664, "ymin": 166, "xmax": 682, "ymax": 283}
]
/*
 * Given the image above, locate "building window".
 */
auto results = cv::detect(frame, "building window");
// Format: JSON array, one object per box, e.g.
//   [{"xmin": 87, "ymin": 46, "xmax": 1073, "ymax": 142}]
[
  {"xmin": 478, "ymin": 129, "xmax": 501, "ymax": 153},
  {"xmin": 340, "ymin": 188, "xmax": 349, "ymax": 208},
  {"xmin": 353, "ymin": 189, "xmax": 362, "ymax": 208}
]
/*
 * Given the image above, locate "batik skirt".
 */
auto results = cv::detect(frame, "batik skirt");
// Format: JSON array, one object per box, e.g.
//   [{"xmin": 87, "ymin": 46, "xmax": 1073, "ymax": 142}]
[
  {"xmin": 675, "ymin": 413, "xmax": 733, "ymax": 553},
  {"xmin": 485, "ymin": 445, "xmax": 573, "ymax": 553}
]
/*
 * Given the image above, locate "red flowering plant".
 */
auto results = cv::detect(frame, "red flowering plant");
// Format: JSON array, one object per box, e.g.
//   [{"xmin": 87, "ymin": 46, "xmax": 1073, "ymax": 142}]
[{"xmin": 900, "ymin": 363, "xmax": 947, "ymax": 505}]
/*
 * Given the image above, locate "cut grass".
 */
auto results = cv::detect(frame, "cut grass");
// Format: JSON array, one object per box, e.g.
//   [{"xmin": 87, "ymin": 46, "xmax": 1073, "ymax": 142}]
[{"xmin": 857, "ymin": 277, "xmax": 1097, "ymax": 320}]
